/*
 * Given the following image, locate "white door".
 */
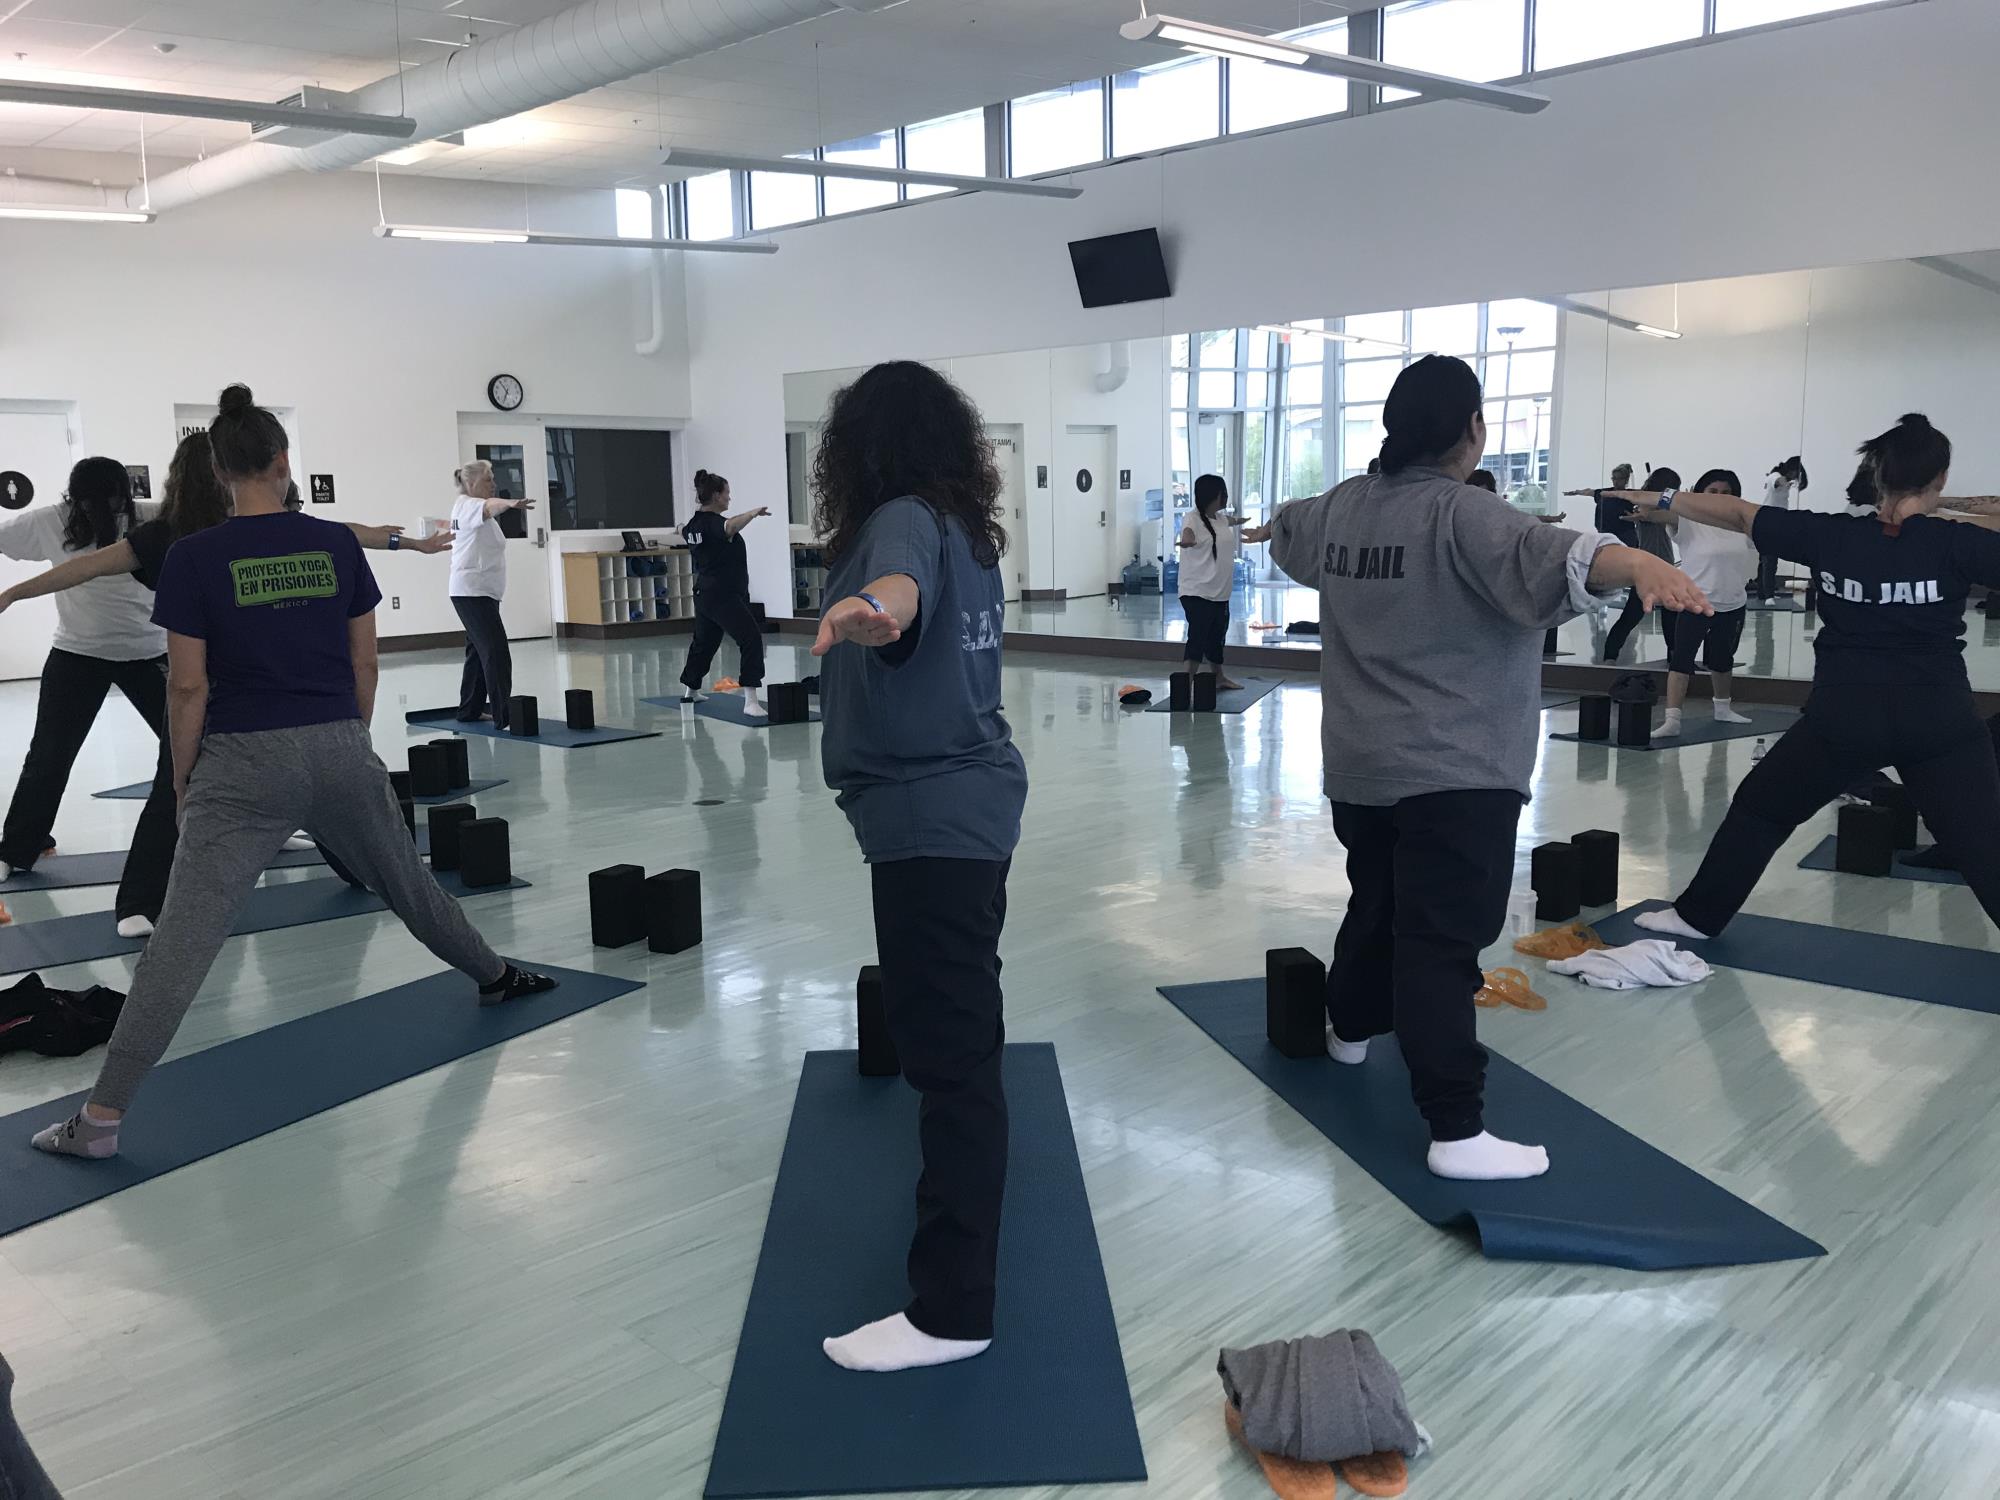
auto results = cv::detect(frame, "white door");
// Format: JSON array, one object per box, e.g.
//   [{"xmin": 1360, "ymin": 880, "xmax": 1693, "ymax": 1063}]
[
  {"xmin": 458, "ymin": 421, "xmax": 554, "ymax": 641},
  {"xmin": 0, "ymin": 409, "xmax": 80, "ymax": 681},
  {"xmin": 987, "ymin": 426, "xmax": 1026, "ymax": 604},
  {"xmin": 1055, "ymin": 426, "xmax": 1114, "ymax": 599}
]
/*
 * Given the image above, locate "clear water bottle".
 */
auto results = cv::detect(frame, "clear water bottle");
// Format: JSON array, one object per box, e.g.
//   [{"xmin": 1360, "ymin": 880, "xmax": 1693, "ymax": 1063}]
[
  {"xmin": 1506, "ymin": 888, "xmax": 1538, "ymax": 940},
  {"xmin": 1752, "ymin": 737, "xmax": 1768, "ymax": 763}
]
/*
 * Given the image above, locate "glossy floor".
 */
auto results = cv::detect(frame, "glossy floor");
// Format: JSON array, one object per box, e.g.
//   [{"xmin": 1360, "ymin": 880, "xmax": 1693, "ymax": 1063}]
[{"xmin": 3, "ymin": 639, "xmax": 1998, "ymax": 1499}]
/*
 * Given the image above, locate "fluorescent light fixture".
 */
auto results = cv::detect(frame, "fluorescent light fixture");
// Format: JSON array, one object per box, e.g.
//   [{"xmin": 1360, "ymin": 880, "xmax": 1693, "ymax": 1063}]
[
  {"xmin": 1255, "ymin": 322, "xmax": 1410, "ymax": 354},
  {"xmin": 661, "ymin": 146, "xmax": 1082, "ymax": 200},
  {"xmin": 1543, "ymin": 296, "xmax": 1682, "ymax": 340},
  {"xmin": 0, "ymin": 204, "xmax": 153, "ymax": 223},
  {"xmin": 1121, "ymin": 13, "xmax": 1550, "ymax": 115},
  {"xmin": 374, "ymin": 223, "xmax": 778, "ymax": 254},
  {"xmin": 0, "ymin": 77, "xmax": 417, "ymax": 138}
]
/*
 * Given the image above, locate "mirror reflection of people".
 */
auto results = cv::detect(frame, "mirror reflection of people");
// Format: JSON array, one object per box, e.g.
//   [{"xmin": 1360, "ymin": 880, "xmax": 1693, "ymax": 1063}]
[
  {"xmin": 1175, "ymin": 474, "xmax": 1271, "ymax": 693},
  {"xmin": 808, "ymin": 361, "xmax": 1027, "ymax": 1373},
  {"xmin": 0, "ymin": 457, "xmax": 161, "ymax": 885},
  {"xmin": 1267, "ymin": 356, "xmax": 1709, "ymax": 1184},
  {"xmin": 1753, "ymin": 455, "xmax": 1809, "ymax": 601},
  {"xmin": 1637, "ymin": 415, "xmax": 2000, "ymax": 943},
  {"xmin": 1595, "ymin": 467, "xmax": 1683, "ymax": 663},
  {"xmin": 30, "ymin": 386, "xmax": 554, "ymax": 1161},
  {"xmin": 448, "ymin": 459, "xmax": 532, "ymax": 729},
  {"xmin": 677, "ymin": 469, "xmax": 770, "ymax": 717},
  {"xmin": 1616, "ymin": 469, "xmax": 1759, "ymax": 737},
  {"xmin": 1466, "ymin": 469, "xmax": 1498, "ymax": 493},
  {"xmin": 0, "ymin": 432, "xmax": 449, "ymax": 935}
]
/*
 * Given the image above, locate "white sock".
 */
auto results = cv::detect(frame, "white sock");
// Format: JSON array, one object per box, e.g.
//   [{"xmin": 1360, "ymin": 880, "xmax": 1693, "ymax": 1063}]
[
  {"xmin": 1712, "ymin": 699, "xmax": 1752, "ymax": 724},
  {"xmin": 1427, "ymin": 1131, "xmax": 1550, "ymax": 1181},
  {"xmin": 1657, "ymin": 708, "xmax": 1683, "ymax": 738},
  {"xmin": 0, "ymin": 860, "xmax": 10, "ymax": 880},
  {"xmin": 115, "ymin": 914, "xmax": 154, "ymax": 939},
  {"xmin": 1636, "ymin": 907, "xmax": 1711, "ymax": 941},
  {"xmin": 741, "ymin": 687, "xmax": 767, "ymax": 718},
  {"xmin": 1327, "ymin": 1031, "xmax": 1370, "ymax": 1065},
  {"xmin": 822, "ymin": 1313, "xmax": 990, "ymax": 1373}
]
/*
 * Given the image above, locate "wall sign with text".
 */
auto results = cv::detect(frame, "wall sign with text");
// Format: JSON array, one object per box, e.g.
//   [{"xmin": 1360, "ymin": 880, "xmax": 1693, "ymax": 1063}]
[{"xmin": 309, "ymin": 473, "xmax": 336, "ymax": 505}]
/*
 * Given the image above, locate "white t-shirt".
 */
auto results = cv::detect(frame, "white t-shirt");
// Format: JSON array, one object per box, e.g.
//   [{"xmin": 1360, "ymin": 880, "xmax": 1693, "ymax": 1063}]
[
  {"xmin": 0, "ymin": 503, "xmax": 165, "ymax": 660},
  {"xmin": 1177, "ymin": 513, "xmax": 1240, "ymax": 602},
  {"xmin": 1670, "ymin": 515, "xmax": 1756, "ymax": 612},
  {"xmin": 1761, "ymin": 475, "xmax": 1798, "ymax": 510},
  {"xmin": 447, "ymin": 495, "xmax": 507, "ymax": 599}
]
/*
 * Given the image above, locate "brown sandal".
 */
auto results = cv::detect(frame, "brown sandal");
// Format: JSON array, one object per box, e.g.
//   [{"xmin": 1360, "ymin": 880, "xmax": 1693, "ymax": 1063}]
[
  {"xmin": 1224, "ymin": 1401, "xmax": 1340, "ymax": 1499},
  {"xmin": 1335, "ymin": 1450, "xmax": 1408, "ymax": 1497}
]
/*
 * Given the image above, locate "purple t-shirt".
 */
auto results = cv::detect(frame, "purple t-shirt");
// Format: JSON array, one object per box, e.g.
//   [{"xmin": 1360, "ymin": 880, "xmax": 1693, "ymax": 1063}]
[{"xmin": 151, "ymin": 511, "xmax": 382, "ymax": 734}]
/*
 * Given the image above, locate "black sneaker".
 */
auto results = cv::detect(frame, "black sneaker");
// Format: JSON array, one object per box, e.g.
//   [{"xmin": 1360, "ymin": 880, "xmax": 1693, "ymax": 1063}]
[{"xmin": 478, "ymin": 964, "xmax": 559, "ymax": 1007}]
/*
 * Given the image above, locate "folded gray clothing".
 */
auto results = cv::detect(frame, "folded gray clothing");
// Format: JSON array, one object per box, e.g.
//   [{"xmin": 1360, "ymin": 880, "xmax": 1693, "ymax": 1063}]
[{"xmin": 1217, "ymin": 1329, "xmax": 1425, "ymax": 1463}]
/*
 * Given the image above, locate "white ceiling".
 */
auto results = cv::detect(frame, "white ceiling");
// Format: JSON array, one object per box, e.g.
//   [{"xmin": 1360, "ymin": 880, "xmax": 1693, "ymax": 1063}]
[{"xmin": 0, "ymin": 0, "xmax": 1375, "ymax": 187}]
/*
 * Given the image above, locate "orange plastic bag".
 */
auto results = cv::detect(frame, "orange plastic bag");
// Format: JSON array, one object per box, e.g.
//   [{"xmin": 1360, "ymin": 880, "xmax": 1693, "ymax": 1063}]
[
  {"xmin": 1513, "ymin": 922, "xmax": 1606, "ymax": 961},
  {"xmin": 1476, "ymin": 967, "xmax": 1547, "ymax": 1011}
]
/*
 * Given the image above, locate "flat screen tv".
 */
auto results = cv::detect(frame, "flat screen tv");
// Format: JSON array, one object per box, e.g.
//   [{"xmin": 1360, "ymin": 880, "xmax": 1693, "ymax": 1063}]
[
  {"xmin": 544, "ymin": 427, "xmax": 675, "ymax": 532},
  {"xmin": 1069, "ymin": 228, "xmax": 1170, "ymax": 309}
]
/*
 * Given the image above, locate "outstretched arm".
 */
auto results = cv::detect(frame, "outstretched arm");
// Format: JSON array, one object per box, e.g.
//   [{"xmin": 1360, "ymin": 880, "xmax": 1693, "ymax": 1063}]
[
  {"xmin": 725, "ymin": 507, "xmax": 771, "ymax": 537},
  {"xmin": 1600, "ymin": 487, "xmax": 1760, "ymax": 537},
  {"xmin": 811, "ymin": 574, "xmax": 919, "ymax": 655},
  {"xmin": 347, "ymin": 523, "xmax": 452, "ymax": 554},
  {"xmin": 0, "ymin": 539, "xmax": 136, "ymax": 614},
  {"xmin": 482, "ymin": 497, "xmax": 531, "ymax": 521},
  {"xmin": 1587, "ymin": 546, "xmax": 1712, "ymax": 614}
]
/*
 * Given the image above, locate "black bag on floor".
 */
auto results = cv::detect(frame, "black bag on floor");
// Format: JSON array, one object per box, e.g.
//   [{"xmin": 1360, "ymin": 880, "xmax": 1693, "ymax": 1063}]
[
  {"xmin": 0, "ymin": 973, "xmax": 127, "ymax": 1059},
  {"xmin": 1609, "ymin": 672, "xmax": 1659, "ymax": 706}
]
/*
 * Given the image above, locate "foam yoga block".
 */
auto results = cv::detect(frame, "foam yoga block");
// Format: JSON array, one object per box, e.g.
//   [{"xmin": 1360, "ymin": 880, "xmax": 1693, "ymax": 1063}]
[
  {"xmin": 433, "ymin": 737, "xmax": 471, "ymax": 790},
  {"xmin": 565, "ymin": 689, "xmax": 595, "ymax": 732},
  {"xmin": 509, "ymin": 695, "xmax": 540, "ymax": 737},
  {"xmin": 1532, "ymin": 841, "xmax": 1582, "ymax": 922},
  {"xmin": 1615, "ymin": 699, "xmax": 1652, "ymax": 748},
  {"xmin": 407, "ymin": 743, "xmax": 450, "ymax": 799},
  {"xmin": 458, "ymin": 818, "xmax": 512, "ymax": 888},
  {"xmin": 766, "ymin": 682, "xmax": 810, "ymax": 725},
  {"xmin": 1192, "ymin": 673, "xmax": 1219, "ymax": 712},
  {"xmin": 645, "ymin": 868, "xmax": 702, "ymax": 954},
  {"xmin": 1577, "ymin": 695, "xmax": 1612, "ymax": 742},
  {"xmin": 1169, "ymin": 671, "xmax": 1192, "ymax": 712},
  {"xmin": 1874, "ymin": 781, "xmax": 1921, "ymax": 850},
  {"xmin": 427, "ymin": 804, "xmax": 479, "ymax": 873},
  {"xmin": 388, "ymin": 769, "xmax": 412, "ymax": 801},
  {"xmin": 1265, "ymin": 947, "xmax": 1326, "ymax": 1060},
  {"xmin": 589, "ymin": 864, "xmax": 646, "ymax": 949},
  {"xmin": 1836, "ymin": 803, "xmax": 1896, "ymax": 876},
  {"xmin": 856, "ymin": 965, "xmax": 899, "ymax": 1077},
  {"xmin": 1573, "ymin": 829, "xmax": 1619, "ymax": 907}
]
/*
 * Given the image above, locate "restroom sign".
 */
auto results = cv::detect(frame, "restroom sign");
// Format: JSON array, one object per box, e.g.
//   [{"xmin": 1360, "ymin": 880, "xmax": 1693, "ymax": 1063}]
[{"xmin": 310, "ymin": 473, "xmax": 336, "ymax": 505}]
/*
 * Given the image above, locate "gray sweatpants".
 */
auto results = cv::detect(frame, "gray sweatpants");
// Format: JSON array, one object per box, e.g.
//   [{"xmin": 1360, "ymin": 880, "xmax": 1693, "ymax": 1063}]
[{"xmin": 90, "ymin": 719, "xmax": 506, "ymax": 1112}]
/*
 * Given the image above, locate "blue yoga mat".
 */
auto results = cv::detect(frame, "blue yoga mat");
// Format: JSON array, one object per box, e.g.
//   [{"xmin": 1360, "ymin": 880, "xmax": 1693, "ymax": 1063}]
[
  {"xmin": 0, "ymin": 962, "xmax": 642, "ymax": 1238},
  {"xmin": 404, "ymin": 707, "xmax": 659, "ymax": 749},
  {"xmin": 1551, "ymin": 706, "xmax": 1800, "ymax": 751},
  {"xmin": 646, "ymin": 695, "xmax": 821, "ymax": 729},
  {"xmin": 1, "ymin": 845, "xmax": 323, "ymax": 895},
  {"xmin": 94, "ymin": 778, "xmax": 496, "ymax": 806},
  {"xmin": 1798, "ymin": 834, "xmax": 1965, "ymax": 887},
  {"xmin": 0, "ymin": 871, "xmax": 524, "ymax": 975},
  {"xmin": 1158, "ymin": 979, "xmax": 1822, "ymax": 1270},
  {"xmin": 91, "ymin": 781, "xmax": 163, "ymax": 801},
  {"xmin": 1597, "ymin": 902, "xmax": 2000, "ymax": 1016},
  {"xmin": 1143, "ymin": 676, "xmax": 1282, "ymax": 714},
  {"xmin": 705, "ymin": 1044, "xmax": 1146, "ymax": 1499}
]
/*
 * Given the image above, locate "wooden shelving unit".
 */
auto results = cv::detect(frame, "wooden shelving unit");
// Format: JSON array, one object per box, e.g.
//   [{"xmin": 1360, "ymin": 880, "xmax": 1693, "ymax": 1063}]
[
  {"xmin": 559, "ymin": 547, "xmax": 695, "ymax": 636},
  {"xmin": 791, "ymin": 541, "xmax": 827, "ymax": 618}
]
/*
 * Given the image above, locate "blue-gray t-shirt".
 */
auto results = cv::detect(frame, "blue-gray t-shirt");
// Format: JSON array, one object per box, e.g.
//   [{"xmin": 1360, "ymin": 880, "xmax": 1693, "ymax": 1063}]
[{"xmin": 818, "ymin": 497, "xmax": 1027, "ymax": 864}]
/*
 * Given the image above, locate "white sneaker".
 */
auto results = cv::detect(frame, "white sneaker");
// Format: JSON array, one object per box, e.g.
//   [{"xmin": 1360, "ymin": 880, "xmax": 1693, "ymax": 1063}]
[
  {"xmin": 116, "ymin": 915, "xmax": 154, "ymax": 939},
  {"xmin": 0, "ymin": 861, "xmax": 11, "ymax": 881}
]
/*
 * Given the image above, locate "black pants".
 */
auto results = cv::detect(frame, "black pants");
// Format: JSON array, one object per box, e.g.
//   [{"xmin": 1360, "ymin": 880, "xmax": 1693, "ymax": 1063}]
[
  {"xmin": 1755, "ymin": 550, "xmax": 1782, "ymax": 601},
  {"xmin": 0, "ymin": 649, "xmax": 167, "ymax": 869},
  {"xmin": 1326, "ymin": 791, "xmax": 1521, "ymax": 1141},
  {"xmin": 1602, "ymin": 592, "xmax": 1675, "ymax": 663},
  {"xmin": 1677, "ymin": 685, "xmax": 2000, "ymax": 935},
  {"xmin": 0, "ymin": 1354, "xmax": 63, "ymax": 1500},
  {"xmin": 1666, "ymin": 606, "xmax": 1746, "ymax": 677},
  {"xmin": 680, "ymin": 587, "xmax": 765, "ymax": 690},
  {"xmin": 452, "ymin": 595, "xmax": 512, "ymax": 728},
  {"xmin": 870, "ymin": 855, "xmax": 1011, "ymax": 1341},
  {"xmin": 114, "ymin": 733, "xmax": 180, "ymax": 922},
  {"xmin": 1180, "ymin": 595, "xmax": 1229, "ymax": 665}
]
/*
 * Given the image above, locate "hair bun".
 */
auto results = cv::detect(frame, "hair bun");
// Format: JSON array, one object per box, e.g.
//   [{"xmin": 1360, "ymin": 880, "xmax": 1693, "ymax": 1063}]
[
  {"xmin": 218, "ymin": 383, "xmax": 255, "ymax": 413},
  {"xmin": 1899, "ymin": 412, "xmax": 1931, "ymax": 429},
  {"xmin": 695, "ymin": 468, "xmax": 711, "ymax": 483}
]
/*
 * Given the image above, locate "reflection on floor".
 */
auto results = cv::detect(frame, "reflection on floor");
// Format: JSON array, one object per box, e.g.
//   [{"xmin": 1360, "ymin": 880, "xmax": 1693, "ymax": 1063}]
[
  {"xmin": 1013, "ymin": 584, "xmax": 1319, "ymax": 652},
  {"xmin": 3, "ymin": 638, "xmax": 1998, "ymax": 1498}
]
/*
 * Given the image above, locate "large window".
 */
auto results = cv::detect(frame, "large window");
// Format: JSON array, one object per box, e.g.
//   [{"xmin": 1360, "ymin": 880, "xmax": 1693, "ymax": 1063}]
[
  {"xmin": 1383, "ymin": 0, "xmax": 1528, "ymax": 99},
  {"xmin": 1716, "ymin": 0, "xmax": 1876, "ymax": 28},
  {"xmin": 1228, "ymin": 19, "xmax": 1349, "ymax": 133},
  {"xmin": 823, "ymin": 131, "xmax": 897, "ymax": 216},
  {"xmin": 684, "ymin": 171, "xmax": 734, "ymax": 241},
  {"xmin": 1534, "ymin": 0, "xmax": 1703, "ymax": 69},
  {"xmin": 1111, "ymin": 55, "xmax": 1219, "ymax": 156},
  {"xmin": 1009, "ymin": 81, "xmax": 1104, "ymax": 177},
  {"xmin": 750, "ymin": 155, "xmax": 818, "ymax": 231},
  {"xmin": 904, "ymin": 108, "xmax": 985, "ymax": 199},
  {"xmin": 614, "ymin": 187, "xmax": 653, "ymax": 239}
]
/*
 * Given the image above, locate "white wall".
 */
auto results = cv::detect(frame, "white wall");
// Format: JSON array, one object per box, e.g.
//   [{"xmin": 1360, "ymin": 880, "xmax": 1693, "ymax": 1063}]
[
  {"xmin": 683, "ymin": 0, "xmax": 2000, "ymax": 608},
  {"xmin": 0, "ymin": 171, "xmax": 688, "ymax": 657}
]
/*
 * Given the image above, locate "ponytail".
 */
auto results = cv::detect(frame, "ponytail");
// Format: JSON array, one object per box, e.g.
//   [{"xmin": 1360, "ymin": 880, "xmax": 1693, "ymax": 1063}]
[
  {"xmin": 1857, "ymin": 413, "xmax": 1951, "ymax": 497},
  {"xmin": 1379, "ymin": 356, "xmax": 1482, "ymax": 475},
  {"xmin": 694, "ymin": 468, "xmax": 729, "ymax": 507},
  {"xmin": 1192, "ymin": 473, "xmax": 1227, "ymax": 554}
]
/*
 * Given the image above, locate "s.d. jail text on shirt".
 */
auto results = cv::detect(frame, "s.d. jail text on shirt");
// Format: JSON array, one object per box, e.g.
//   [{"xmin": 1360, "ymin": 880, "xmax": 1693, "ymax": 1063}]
[{"xmin": 1816, "ymin": 571, "xmax": 1944, "ymax": 605}]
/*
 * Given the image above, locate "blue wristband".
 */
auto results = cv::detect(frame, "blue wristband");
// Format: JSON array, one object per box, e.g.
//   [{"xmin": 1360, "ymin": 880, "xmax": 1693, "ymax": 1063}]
[
  {"xmin": 856, "ymin": 590, "xmax": 885, "ymax": 614},
  {"xmin": 1657, "ymin": 490, "xmax": 1678, "ymax": 510},
  {"xmin": 387, "ymin": 532, "xmax": 400, "ymax": 550}
]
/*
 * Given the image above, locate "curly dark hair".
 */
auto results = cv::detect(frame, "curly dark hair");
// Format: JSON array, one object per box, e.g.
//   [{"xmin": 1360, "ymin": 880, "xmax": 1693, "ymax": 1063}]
[
  {"xmin": 161, "ymin": 431, "xmax": 233, "ymax": 539},
  {"xmin": 59, "ymin": 456, "xmax": 135, "ymax": 552},
  {"xmin": 810, "ymin": 361, "xmax": 1007, "ymax": 566}
]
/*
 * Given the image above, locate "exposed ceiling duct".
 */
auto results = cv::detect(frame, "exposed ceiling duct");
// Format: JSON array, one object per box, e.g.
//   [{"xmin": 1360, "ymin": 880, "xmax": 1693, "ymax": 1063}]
[{"xmin": 6, "ymin": 0, "xmax": 904, "ymax": 218}]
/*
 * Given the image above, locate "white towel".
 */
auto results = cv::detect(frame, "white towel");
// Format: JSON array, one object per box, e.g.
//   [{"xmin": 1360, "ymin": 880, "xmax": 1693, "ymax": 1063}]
[{"xmin": 1547, "ymin": 939, "xmax": 1712, "ymax": 991}]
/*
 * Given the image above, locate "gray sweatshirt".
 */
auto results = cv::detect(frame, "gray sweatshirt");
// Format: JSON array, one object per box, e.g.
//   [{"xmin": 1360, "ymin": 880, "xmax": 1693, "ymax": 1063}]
[{"xmin": 1269, "ymin": 466, "xmax": 1612, "ymax": 805}]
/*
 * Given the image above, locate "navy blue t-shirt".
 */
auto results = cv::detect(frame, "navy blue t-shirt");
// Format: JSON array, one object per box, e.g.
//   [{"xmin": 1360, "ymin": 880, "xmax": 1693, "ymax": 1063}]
[
  {"xmin": 1756, "ymin": 508, "xmax": 2000, "ymax": 686},
  {"xmin": 683, "ymin": 510, "xmax": 750, "ymax": 593},
  {"xmin": 151, "ymin": 511, "xmax": 383, "ymax": 733},
  {"xmin": 818, "ymin": 497, "xmax": 1027, "ymax": 864}
]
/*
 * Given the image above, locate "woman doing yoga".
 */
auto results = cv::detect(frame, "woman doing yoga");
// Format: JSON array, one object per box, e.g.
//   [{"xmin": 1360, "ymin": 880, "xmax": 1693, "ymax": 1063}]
[
  {"xmin": 1626, "ymin": 469, "xmax": 1759, "ymax": 737},
  {"xmin": 30, "ymin": 387, "xmax": 552, "ymax": 1160},
  {"xmin": 1176, "ymin": 474, "xmax": 1272, "ymax": 691},
  {"xmin": 1636, "ymin": 414, "xmax": 2000, "ymax": 943}
]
